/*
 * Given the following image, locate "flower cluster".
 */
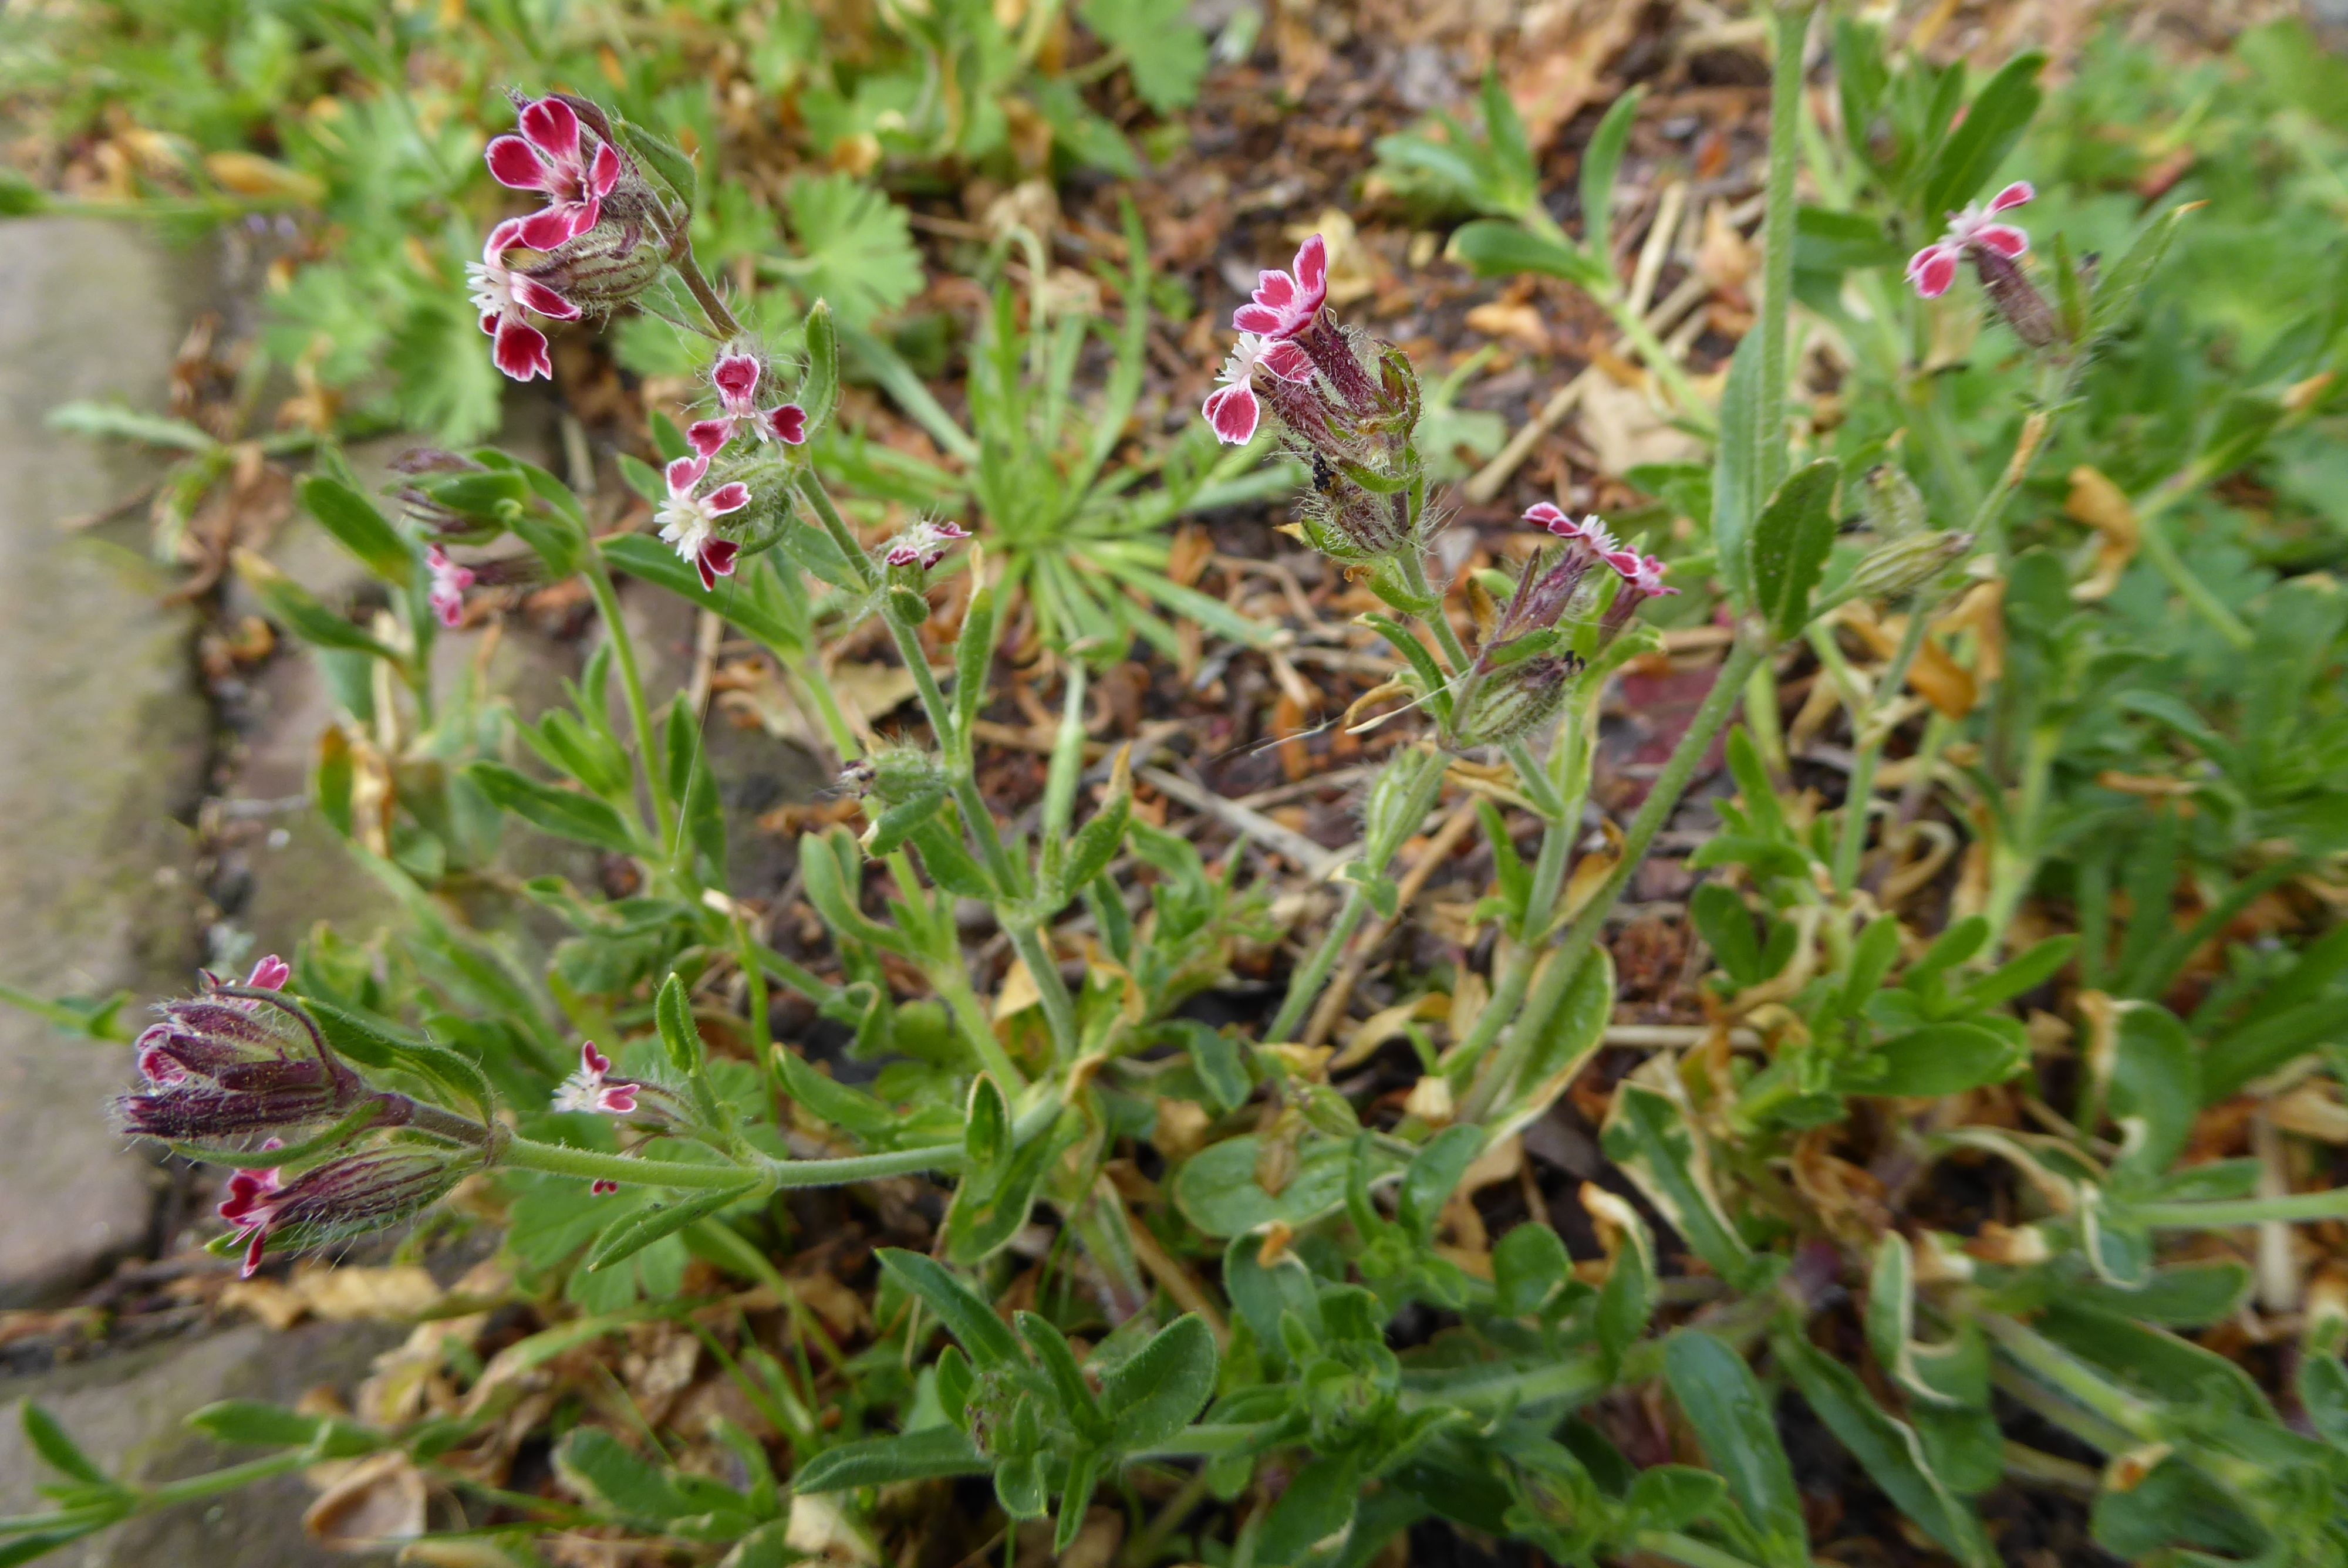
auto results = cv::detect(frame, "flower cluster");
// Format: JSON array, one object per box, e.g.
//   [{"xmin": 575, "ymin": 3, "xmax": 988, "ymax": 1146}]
[
  {"xmin": 470, "ymin": 96, "xmax": 664, "ymax": 384},
  {"xmin": 119, "ymin": 972, "xmax": 373, "ymax": 1141},
  {"xmin": 883, "ymin": 518, "xmax": 971, "ymax": 570},
  {"xmin": 425, "ymin": 545, "xmax": 475, "ymax": 628},
  {"xmin": 1203, "ymin": 234, "xmax": 1427, "ymax": 565},
  {"xmin": 1907, "ymin": 181, "xmax": 2060, "ymax": 348},
  {"xmin": 657, "ymin": 454, "xmax": 751, "ymax": 589}
]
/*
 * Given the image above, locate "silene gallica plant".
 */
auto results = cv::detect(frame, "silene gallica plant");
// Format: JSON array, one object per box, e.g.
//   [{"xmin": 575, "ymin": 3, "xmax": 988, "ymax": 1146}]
[{"xmin": 12, "ymin": 17, "xmax": 2348, "ymax": 1568}]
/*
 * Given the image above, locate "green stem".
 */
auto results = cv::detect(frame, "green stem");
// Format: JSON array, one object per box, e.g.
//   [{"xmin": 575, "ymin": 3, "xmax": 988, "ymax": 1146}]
[
  {"xmin": 2133, "ymin": 1188, "xmax": 2348, "ymax": 1228},
  {"xmin": 2136, "ymin": 509, "xmax": 2255, "ymax": 651},
  {"xmin": 1980, "ymin": 722, "xmax": 2059, "ymax": 951},
  {"xmin": 1006, "ymin": 922, "xmax": 1081, "ymax": 1073},
  {"xmin": 1394, "ymin": 549, "xmax": 1562, "ymax": 819},
  {"xmin": 1632, "ymin": 1533, "xmax": 1769, "ymax": 1568},
  {"xmin": 934, "ymin": 964, "xmax": 1031, "ymax": 1096},
  {"xmin": 734, "ymin": 912, "xmax": 780, "ymax": 1111},
  {"xmin": 792, "ymin": 472, "xmax": 879, "ymax": 593},
  {"xmin": 1979, "ymin": 1313, "xmax": 2159, "ymax": 1441},
  {"xmin": 1755, "ymin": 4, "xmax": 1815, "ymax": 501},
  {"xmin": 1832, "ymin": 600, "xmax": 1929, "ymax": 895},
  {"xmin": 1600, "ymin": 291, "xmax": 1715, "ymax": 434},
  {"xmin": 499, "ymin": 1134, "xmax": 959, "ymax": 1190},
  {"xmin": 785, "ymin": 649, "xmax": 863, "ymax": 761},
  {"xmin": 1463, "ymin": 635, "xmax": 1765, "ymax": 1121},
  {"xmin": 1266, "ymin": 751, "xmax": 1449, "ymax": 1042},
  {"xmin": 583, "ymin": 544, "xmax": 676, "ymax": 852}
]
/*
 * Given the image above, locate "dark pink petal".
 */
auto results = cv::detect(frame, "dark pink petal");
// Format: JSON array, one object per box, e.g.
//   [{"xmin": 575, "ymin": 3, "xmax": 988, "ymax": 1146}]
[
  {"xmin": 519, "ymin": 97, "xmax": 581, "ymax": 163},
  {"xmin": 1231, "ymin": 302, "xmax": 1284, "ymax": 335},
  {"xmin": 687, "ymin": 418, "xmax": 733, "ymax": 458},
  {"xmin": 1203, "ymin": 384, "xmax": 1259, "ymax": 445},
  {"xmin": 484, "ymin": 134, "xmax": 550, "ymax": 191},
  {"xmin": 700, "ymin": 539, "xmax": 738, "ymax": 586},
  {"xmin": 240, "ymin": 1228, "xmax": 269, "ymax": 1278},
  {"xmin": 598, "ymin": 1083, "xmax": 639, "ymax": 1114},
  {"xmin": 1259, "ymin": 340, "xmax": 1314, "ymax": 381},
  {"xmin": 567, "ymin": 196, "xmax": 602, "ymax": 239},
  {"xmin": 1523, "ymin": 502, "xmax": 1568, "ymax": 530},
  {"xmin": 1253, "ymin": 269, "xmax": 1297, "ymax": 312},
  {"xmin": 1972, "ymin": 224, "xmax": 2028, "ymax": 259},
  {"xmin": 1291, "ymin": 234, "xmax": 1328, "ymax": 302},
  {"xmin": 484, "ymin": 217, "xmax": 530, "ymax": 257},
  {"xmin": 589, "ymin": 142, "xmax": 621, "ymax": 199},
  {"xmin": 247, "ymin": 955, "xmax": 290, "ymax": 990},
  {"xmin": 581, "ymin": 1042, "xmax": 612, "ymax": 1076},
  {"xmin": 711, "ymin": 353, "xmax": 761, "ymax": 407},
  {"xmin": 1907, "ymin": 245, "xmax": 1959, "ymax": 299},
  {"xmin": 492, "ymin": 318, "xmax": 552, "ymax": 381},
  {"xmin": 433, "ymin": 590, "xmax": 464, "ymax": 628},
  {"xmin": 591, "ymin": 1178, "xmax": 619, "ymax": 1195},
  {"xmin": 704, "ymin": 482, "xmax": 750, "ymax": 515},
  {"xmin": 517, "ymin": 204, "xmax": 579, "ymax": 252},
  {"xmin": 665, "ymin": 455, "xmax": 709, "ymax": 496},
  {"xmin": 479, "ymin": 312, "xmax": 500, "ymax": 340},
  {"xmin": 513, "ymin": 277, "xmax": 581, "ymax": 321},
  {"xmin": 1986, "ymin": 181, "xmax": 2035, "ymax": 214},
  {"xmin": 767, "ymin": 404, "xmax": 808, "ymax": 444},
  {"xmin": 935, "ymin": 521, "xmax": 969, "ymax": 540}
]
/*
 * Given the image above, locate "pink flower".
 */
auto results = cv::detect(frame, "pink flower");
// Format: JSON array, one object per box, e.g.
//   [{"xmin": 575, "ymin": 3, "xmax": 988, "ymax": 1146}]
[
  {"xmin": 425, "ymin": 546, "xmax": 475, "ymax": 628},
  {"xmin": 219, "ymin": 1141, "xmax": 286, "ymax": 1278},
  {"xmin": 1232, "ymin": 235, "xmax": 1329, "ymax": 340},
  {"xmin": 468, "ymin": 219, "xmax": 581, "ymax": 383},
  {"xmin": 765, "ymin": 404, "xmax": 808, "ymax": 445},
  {"xmin": 484, "ymin": 97, "xmax": 623, "ymax": 252},
  {"xmin": 552, "ymin": 1042, "xmax": 639, "ymax": 1115},
  {"xmin": 883, "ymin": 519, "xmax": 970, "ymax": 570},
  {"xmin": 655, "ymin": 455, "xmax": 750, "ymax": 590},
  {"xmin": 1611, "ymin": 551, "xmax": 1678, "ymax": 600},
  {"xmin": 246, "ymin": 955, "xmax": 290, "ymax": 991},
  {"xmin": 1523, "ymin": 503, "xmax": 1620, "ymax": 556},
  {"xmin": 685, "ymin": 352, "xmax": 811, "ymax": 454},
  {"xmin": 1202, "ymin": 332, "xmax": 1315, "ymax": 445},
  {"xmin": 1907, "ymin": 181, "xmax": 2033, "ymax": 299},
  {"xmin": 591, "ymin": 1179, "xmax": 619, "ymax": 1196}
]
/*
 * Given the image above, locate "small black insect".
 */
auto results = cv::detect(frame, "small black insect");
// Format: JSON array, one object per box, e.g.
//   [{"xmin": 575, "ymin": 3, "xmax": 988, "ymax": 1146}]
[{"xmin": 1310, "ymin": 451, "xmax": 1335, "ymax": 494}]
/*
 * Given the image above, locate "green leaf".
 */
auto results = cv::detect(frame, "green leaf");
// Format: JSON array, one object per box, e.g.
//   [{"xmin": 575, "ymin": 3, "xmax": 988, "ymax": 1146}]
[
  {"xmin": 1747, "ymin": 459, "xmax": 1840, "ymax": 640},
  {"xmin": 799, "ymin": 301, "xmax": 839, "ymax": 437},
  {"xmin": 18, "ymin": 1404, "xmax": 110, "ymax": 1485},
  {"xmin": 1078, "ymin": 0, "xmax": 1208, "ymax": 113},
  {"xmin": 298, "ymin": 475, "xmax": 414, "ymax": 584},
  {"xmin": 876, "ymin": 1249, "xmax": 1021, "ymax": 1370},
  {"xmin": 1600, "ymin": 1080, "xmax": 1756, "ymax": 1285},
  {"xmin": 782, "ymin": 173, "xmax": 925, "ymax": 327},
  {"xmin": 1017, "ymin": 1312, "xmax": 1107, "ymax": 1436},
  {"xmin": 908, "ymin": 816, "xmax": 997, "ymax": 902},
  {"xmin": 1446, "ymin": 220, "xmax": 1609, "ymax": 290},
  {"xmin": 1396, "ymin": 1124, "xmax": 1486, "ymax": 1241},
  {"xmin": 465, "ymin": 762, "xmax": 641, "ymax": 854},
  {"xmin": 615, "ymin": 119, "xmax": 696, "ymax": 208},
  {"xmin": 1794, "ymin": 207, "xmax": 1905, "ymax": 278},
  {"xmin": 2090, "ymin": 202, "xmax": 2194, "ymax": 340},
  {"xmin": 1104, "ymin": 1315, "xmax": 1219, "ymax": 1451},
  {"xmin": 184, "ymin": 1400, "xmax": 375, "ymax": 1458},
  {"xmin": 953, "ymin": 583, "xmax": 996, "ymax": 744},
  {"xmin": 1857, "ymin": 1022, "xmax": 2026, "ymax": 1098},
  {"xmin": 1593, "ymin": 1199, "xmax": 1656, "ymax": 1369},
  {"xmin": 2104, "ymin": 1002, "xmax": 2199, "ymax": 1176},
  {"xmin": 1711, "ymin": 329, "xmax": 1767, "ymax": 604},
  {"xmin": 654, "ymin": 972, "xmax": 706, "ymax": 1077},
  {"xmin": 774, "ymin": 1043, "xmax": 898, "ymax": 1139},
  {"xmin": 1578, "ymin": 89, "xmax": 1643, "ymax": 267},
  {"xmin": 1664, "ymin": 1334, "xmax": 1806, "ymax": 1555},
  {"xmin": 234, "ymin": 552, "xmax": 398, "ymax": 661},
  {"xmin": 1918, "ymin": 53, "xmax": 2044, "ymax": 220},
  {"xmin": 303, "ymin": 998, "xmax": 495, "ymax": 1123},
  {"xmin": 1169, "ymin": 1022, "xmax": 1251, "ymax": 1114},
  {"xmin": 555, "ymin": 1427, "xmax": 689, "ymax": 1522},
  {"xmin": 602, "ymin": 535, "xmax": 809, "ymax": 657},
  {"xmin": 1172, "ymin": 1135, "xmax": 1401, "ymax": 1238},
  {"xmin": 1257, "ymin": 1455, "xmax": 1359, "ymax": 1567},
  {"xmin": 582, "ymin": 1180, "xmax": 763, "ymax": 1272},
  {"xmin": 1774, "ymin": 1332, "xmax": 1993, "ymax": 1567}
]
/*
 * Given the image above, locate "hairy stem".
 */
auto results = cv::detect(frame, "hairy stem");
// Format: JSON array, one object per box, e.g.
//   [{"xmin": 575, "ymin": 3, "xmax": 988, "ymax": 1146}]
[
  {"xmin": 583, "ymin": 543, "xmax": 676, "ymax": 853},
  {"xmin": 1463, "ymin": 635, "xmax": 1765, "ymax": 1121},
  {"xmin": 1756, "ymin": 3, "xmax": 1815, "ymax": 500}
]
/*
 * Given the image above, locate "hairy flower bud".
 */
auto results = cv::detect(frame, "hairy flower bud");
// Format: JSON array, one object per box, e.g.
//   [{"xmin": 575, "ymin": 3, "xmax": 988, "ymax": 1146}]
[
  {"xmin": 1859, "ymin": 462, "xmax": 1929, "ymax": 540},
  {"xmin": 521, "ymin": 211, "xmax": 664, "ymax": 314},
  {"xmin": 1971, "ymin": 247, "xmax": 2062, "ymax": 349},
  {"xmin": 117, "ymin": 982, "xmax": 372, "ymax": 1143},
  {"xmin": 1849, "ymin": 529, "xmax": 1974, "ymax": 601},
  {"xmin": 838, "ymin": 745, "xmax": 950, "ymax": 807},
  {"xmin": 1453, "ymin": 655, "xmax": 1573, "ymax": 748},
  {"xmin": 220, "ymin": 1148, "xmax": 462, "ymax": 1278}
]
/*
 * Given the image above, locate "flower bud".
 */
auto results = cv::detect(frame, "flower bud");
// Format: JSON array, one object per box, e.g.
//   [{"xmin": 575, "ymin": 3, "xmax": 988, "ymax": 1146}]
[
  {"xmin": 521, "ymin": 210, "xmax": 664, "ymax": 315},
  {"xmin": 1294, "ymin": 478, "xmax": 1411, "ymax": 563},
  {"xmin": 1971, "ymin": 248, "xmax": 2061, "ymax": 350},
  {"xmin": 1848, "ymin": 529, "xmax": 1973, "ymax": 601},
  {"xmin": 118, "ymin": 988, "xmax": 371, "ymax": 1142},
  {"xmin": 220, "ymin": 1148, "xmax": 462, "ymax": 1277},
  {"xmin": 838, "ymin": 745, "xmax": 950, "ymax": 807},
  {"xmin": 1858, "ymin": 462, "xmax": 1929, "ymax": 540},
  {"xmin": 1453, "ymin": 655, "xmax": 1573, "ymax": 748}
]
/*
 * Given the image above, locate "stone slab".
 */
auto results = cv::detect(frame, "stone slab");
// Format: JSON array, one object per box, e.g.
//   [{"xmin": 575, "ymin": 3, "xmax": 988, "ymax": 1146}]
[{"xmin": 0, "ymin": 219, "xmax": 211, "ymax": 1304}]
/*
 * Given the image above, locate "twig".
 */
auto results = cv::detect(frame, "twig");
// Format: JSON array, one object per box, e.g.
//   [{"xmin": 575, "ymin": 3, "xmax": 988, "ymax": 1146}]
[
  {"xmin": 1465, "ymin": 273, "xmax": 1712, "ymax": 503},
  {"xmin": 1139, "ymin": 766, "xmax": 1347, "ymax": 880}
]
